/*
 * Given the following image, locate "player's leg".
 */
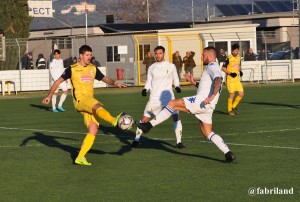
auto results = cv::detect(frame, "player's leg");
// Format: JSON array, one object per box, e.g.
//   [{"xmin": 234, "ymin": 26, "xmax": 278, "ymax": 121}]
[
  {"xmin": 58, "ymin": 81, "xmax": 68, "ymax": 112},
  {"xmin": 172, "ymin": 113, "xmax": 185, "ymax": 149},
  {"xmin": 75, "ymin": 113, "xmax": 99, "ymax": 166},
  {"xmin": 232, "ymin": 82, "xmax": 244, "ymax": 115},
  {"xmin": 136, "ymin": 98, "xmax": 188, "ymax": 133},
  {"xmin": 132, "ymin": 115, "xmax": 150, "ymax": 148},
  {"xmin": 92, "ymin": 102, "xmax": 123, "ymax": 127},
  {"xmin": 198, "ymin": 116, "xmax": 235, "ymax": 163},
  {"xmin": 51, "ymin": 87, "xmax": 59, "ymax": 112},
  {"xmin": 227, "ymin": 82, "xmax": 235, "ymax": 115}
]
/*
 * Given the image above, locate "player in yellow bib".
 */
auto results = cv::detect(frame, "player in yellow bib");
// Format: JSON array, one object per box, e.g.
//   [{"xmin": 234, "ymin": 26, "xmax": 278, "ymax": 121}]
[
  {"xmin": 222, "ymin": 43, "xmax": 244, "ymax": 115},
  {"xmin": 42, "ymin": 45, "xmax": 127, "ymax": 166}
]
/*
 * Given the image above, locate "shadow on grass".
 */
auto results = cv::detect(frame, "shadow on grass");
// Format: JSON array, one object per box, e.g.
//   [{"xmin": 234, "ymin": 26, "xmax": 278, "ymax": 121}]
[
  {"xmin": 98, "ymin": 125, "xmax": 225, "ymax": 163},
  {"xmin": 30, "ymin": 104, "xmax": 52, "ymax": 111},
  {"xmin": 245, "ymin": 101, "xmax": 300, "ymax": 109},
  {"xmin": 19, "ymin": 132, "xmax": 106, "ymax": 163}
]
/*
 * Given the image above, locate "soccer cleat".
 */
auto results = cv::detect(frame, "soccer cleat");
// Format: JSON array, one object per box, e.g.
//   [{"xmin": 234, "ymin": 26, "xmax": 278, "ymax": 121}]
[
  {"xmin": 176, "ymin": 142, "xmax": 186, "ymax": 149},
  {"xmin": 224, "ymin": 151, "xmax": 236, "ymax": 163},
  {"xmin": 75, "ymin": 157, "xmax": 92, "ymax": 166},
  {"xmin": 131, "ymin": 140, "xmax": 140, "ymax": 148},
  {"xmin": 232, "ymin": 108, "xmax": 239, "ymax": 115},
  {"xmin": 228, "ymin": 111, "xmax": 235, "ymax": 116},
  {"xmin": 135, "ymin": 121, "xmax": 153, "ymax": 134},
  {"xmin": 113, "ymin": 112, "xmax": 125, "ymax": 127},
  {"xmin": 52, "ymin": 109, "xmax": 59, "ymax": 113},
  {"xmin": 58, "ymin": 106, "xmax": 66, "ymax": 112}
]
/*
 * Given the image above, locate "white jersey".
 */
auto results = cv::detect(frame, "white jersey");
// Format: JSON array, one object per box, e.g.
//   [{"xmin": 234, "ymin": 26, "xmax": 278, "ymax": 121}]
[
  {"xmin": 50, "ymin": 58, "xmax": 65, "ymax": 82},
  {"xmin": 197, "ymin": 62, "xmax": 222, "ymax": 108},
  {"xmin": 144, "ymin": 61, "xmax": 180, "ymax": 102}
]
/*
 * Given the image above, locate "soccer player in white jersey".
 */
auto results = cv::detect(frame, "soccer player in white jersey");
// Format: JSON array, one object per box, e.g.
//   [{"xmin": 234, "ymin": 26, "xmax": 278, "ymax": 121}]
[
  {"xmin": 136, "ymin": 46, "xmax": 236, "ymax": 163},
  {"xmin": 132, "ymin": 46, "xmax": 185, "ymax": 149},
  {"xmin": 49, "ymin": 49, "xmax": 68, "ymax": 112}
]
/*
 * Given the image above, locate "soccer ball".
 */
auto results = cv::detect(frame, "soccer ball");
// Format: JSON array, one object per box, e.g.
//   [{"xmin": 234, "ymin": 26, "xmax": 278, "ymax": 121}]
[{"xmin": 118, "ymin": 115, "xmax": 134, "ymax": 130}]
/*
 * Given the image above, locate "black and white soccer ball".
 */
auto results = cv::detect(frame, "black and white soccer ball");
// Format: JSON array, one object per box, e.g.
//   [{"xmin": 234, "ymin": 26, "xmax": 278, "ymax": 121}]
[{"xmin": 118, "ymin": 115, "xmax": 134, "ymax": 130}]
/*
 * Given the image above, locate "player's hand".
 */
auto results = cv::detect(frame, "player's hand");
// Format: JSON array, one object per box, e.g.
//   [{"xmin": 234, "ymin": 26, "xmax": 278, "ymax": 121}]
[
  {"xmin": 230, "ymin": 72, "xmax": 237, "ymax": 78},
  {"xmin": 42, "ymin": 97, "xmax": 51, "ymax": 104},
  {"xmin": 175, "ymin": 87, "xmax": 181, "ymax": 93},
  {"xmin": 115, "ymin": 82, "xmax": 127, "ymax": 88},
  {"xmin": 142, "ymin": 89, "xmax": 147, "ymax": 96},
  {"xmin": 240, "ymin": 71, "xmax": 243, "ymax": 77}
]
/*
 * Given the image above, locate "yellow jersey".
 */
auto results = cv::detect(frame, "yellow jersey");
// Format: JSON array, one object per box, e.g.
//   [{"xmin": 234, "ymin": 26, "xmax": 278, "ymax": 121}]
[
  {"xmin": 61, "ymin": 63, "xmax": 104, "ymax": 102},
  {"xmin": 223, "ymin": 54, "xmax": 241, "ymax": 82}
]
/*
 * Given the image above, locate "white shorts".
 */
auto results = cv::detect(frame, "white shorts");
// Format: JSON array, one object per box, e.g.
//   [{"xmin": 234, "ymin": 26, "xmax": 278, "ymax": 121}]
[
  {"xmin": 143, "ymin": 99, "xmax": 179, "ymax": 118},
  {"xmin": 183, "ymin": 95, "xmax": 214, "ymax": 124},
  {"xmin": 53, "ymin": 80, "xmax": 68, "ymax": 93}
]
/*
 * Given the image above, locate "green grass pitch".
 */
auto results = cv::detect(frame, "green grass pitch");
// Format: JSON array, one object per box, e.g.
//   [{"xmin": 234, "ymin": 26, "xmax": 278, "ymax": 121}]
[{"xmin": 0, "ymin": 83, "xmax": 299, "ymax": 201}]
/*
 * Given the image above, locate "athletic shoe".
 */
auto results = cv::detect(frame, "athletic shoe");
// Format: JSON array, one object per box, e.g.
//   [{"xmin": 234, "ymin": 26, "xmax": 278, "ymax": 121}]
[
  {"xmin": 176, "ymin": 142, "xmax": 186, "ymax": 149},
  {"xmin": 131, "ymin": 140, "xmax": 140, "ymax": 148},
  {"xmin": 135, "ymin": 121, "xmax": 153, "ymax": 133},
  {"xmin": 75, "ymin": 157, "xmax": 92, "ymax": 166},
  {"xmin": 113, "ymin": 112, "xmax": 125, "ymax": 127},
  {"xmin": 232, "ymin": 108, "xmax": 239, "ymax": 115},
  {"xmin": 224, "ymin": 151, "xmax": 236, "ymax": 163},
  {"xmin": 228, "ymin": 111, "xmax": 235, "ymax": 116},
  {"xmin": 58, "ymin": 106, "xmax": 66, "ymax": 112},
  {"xmin": 52, "ymin": 109, "xmax": 59, "ymax": 113}
]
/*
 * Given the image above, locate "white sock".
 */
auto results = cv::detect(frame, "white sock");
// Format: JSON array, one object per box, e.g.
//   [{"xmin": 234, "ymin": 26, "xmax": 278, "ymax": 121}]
[
  {"xmin": 58, "ymin": 93, "xmax": 67, "ymax": 107},
  {"xmin": 174, "ymin": 120, "xmax": 183, "ymax": 144},
  {"xmin": 135, "ymin": 120, "xmax": 143, "ymax": 141},
  {"xmin": 207, "ymin": 132, "xmax": 230, "ymax": 154},
  {"xmin": 52, "ymin": 95, "xmax": 57, "ymax": 109},
  {"xmin": 150, "ymin": 105, "xmax": 173, "ymax": 126}
]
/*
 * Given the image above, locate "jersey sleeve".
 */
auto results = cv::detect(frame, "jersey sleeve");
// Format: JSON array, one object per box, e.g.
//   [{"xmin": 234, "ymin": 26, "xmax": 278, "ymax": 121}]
[
  {"xmin": 95, "ymin": 67, "xmax": 105, "ymax": 81},
  {"xmin": 222, "ymin": 57, "xmax": 229, "ymax": 68},
  {"xmin": 172, "ymin": 63, "xmax": 180, "ymax": 87},
  {"xmin": 61, "ymin": 67, "xmax": 71, "ymax": 80},
  {"xmin": 208, "ymin": 64, "xmax": 222, "ymax": 79},
  {"xmin": 144, "ymin": 65, "xmax": 153, "ymax": 91}
]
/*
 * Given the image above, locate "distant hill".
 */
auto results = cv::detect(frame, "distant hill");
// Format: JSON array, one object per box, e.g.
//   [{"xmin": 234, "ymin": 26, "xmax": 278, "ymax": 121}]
[{"xmin": 31, "ymin": 0, "xmax": 253, "ymax": 30}]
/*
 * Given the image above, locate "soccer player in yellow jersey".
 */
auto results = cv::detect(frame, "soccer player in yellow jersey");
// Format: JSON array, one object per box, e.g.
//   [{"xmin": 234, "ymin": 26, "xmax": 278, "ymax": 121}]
[
  {"xmin": 42, "ymin": 45, "xmax": 127, "ymax": 166},
  {"xmin": 222, "ymin": 43, "xmax": 244, "ymax": 115}
]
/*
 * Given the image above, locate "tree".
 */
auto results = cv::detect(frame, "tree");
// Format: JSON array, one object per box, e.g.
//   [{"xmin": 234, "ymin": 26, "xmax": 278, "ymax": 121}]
[
  {"xmin": 0, "ymin": 0, "xmax": 32, "ymax": 70},
  {"xmin": 110, "ymin": 0, "xmax": 162, "ymax": 23}
]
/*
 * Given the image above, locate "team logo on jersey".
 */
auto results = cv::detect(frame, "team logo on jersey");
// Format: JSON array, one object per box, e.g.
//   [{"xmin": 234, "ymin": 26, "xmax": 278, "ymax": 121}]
[
  {"xmin": 81, "ymin": 75, "xmax": 92, "ymax": 82},
  {"xmin": 187, "ymin": 97, "xmax": 196, "ymax": 103},
  {"xmin": 90, "ymin": 70, "xmax": 93, "ymax": 75}
]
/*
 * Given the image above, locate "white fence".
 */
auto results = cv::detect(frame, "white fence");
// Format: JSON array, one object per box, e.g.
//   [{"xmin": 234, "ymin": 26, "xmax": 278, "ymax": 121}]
[
  {"xmin": 0, "ymin": 67, "xmax": 107, "ymax": 93},
  {"xmin": 241, "ymin": 60, "xmax": 300, "ymax": 83}
]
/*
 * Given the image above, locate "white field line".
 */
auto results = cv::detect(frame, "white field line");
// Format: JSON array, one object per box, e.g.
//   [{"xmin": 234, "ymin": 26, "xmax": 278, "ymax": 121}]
[{"xmin": 0, "ymin": 126, "xmax": 299, "ymax": 150}]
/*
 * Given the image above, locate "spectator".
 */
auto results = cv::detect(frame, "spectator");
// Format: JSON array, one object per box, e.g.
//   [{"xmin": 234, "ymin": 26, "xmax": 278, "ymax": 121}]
[
  {"xmin": 0, "ymin": 28, "xmax": 4, "ymax": 38},
  {"xmin": 244, "ymin": 48, "xmax": 256, "ymax": 61},
  {"xmin": 143, "ymin": 51, "xmax": 156, "ymax": 75},
  {"xmin": 172, "ymin": 51, "xmax": 183, "ymax": 80},
  {"xmin": 293, "ymin": 47, "xmax": 299, "ymax": 59},
  {"xmin": 258, "ymin": 48, "xmax": 268, "ymax": 60},
  {"xmin": 91, "ymin": 56, "xmax": 101, "ymax": 67},
  {"xmin": 36, "ymin": 53, "xmax": 46, "ymax": 69},
  {"xmin": 72, "ymin": 57, "xmax": 77, "ymax": 64},
  {"xmin": 217, "ymin": 48, "xmax": 227, "ymax": 64},
  {"xmin": 22, "ymin": 53, "xmax": 34, "ymax": 69},
  {"xmin": 183, "ymin": 51, "xmax": 196, "ymax": 77}
]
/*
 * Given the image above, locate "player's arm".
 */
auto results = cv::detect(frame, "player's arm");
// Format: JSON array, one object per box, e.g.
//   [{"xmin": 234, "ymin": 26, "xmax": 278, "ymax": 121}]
[
  {"xmin": 95, "ymin": 67, "xmax": 126, "ymax": 88},
  {"xmin": 172, "ymin": 64, "xmax": 181, "ymax": 93},
  {"xmin": 204, "ymin": 77, "xmax": 222, "ymax": 104},
  {"xmin": 42, "ymin": 77, "xmax": 65, "ymax": 104},
  {"xmin": 221, "ymin": 58, "xmax": 237, "ymax": 78},
  {"xmin": 102, "ymin": 76, "xmax": 126, "ymax": 88}
]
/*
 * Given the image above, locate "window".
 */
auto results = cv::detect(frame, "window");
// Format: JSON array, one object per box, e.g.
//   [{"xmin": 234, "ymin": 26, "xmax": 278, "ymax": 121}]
[
  {"xmin": 138, "ymin": 44, "xmax": 150, "ymax": 61},
  {"xmin": 52, "ymin": 38, "xmax": 72, "ymax": 50},
  {"xmin": 208, "ymin": 41, "xmax": 228, "ymax": 55},
  {"xmin": 106, "ymin": 46, "xmax": 120, "ymax": 62}
]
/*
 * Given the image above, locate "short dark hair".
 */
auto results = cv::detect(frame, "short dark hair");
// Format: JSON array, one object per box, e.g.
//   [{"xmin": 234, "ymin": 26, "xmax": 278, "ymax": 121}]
[
  {"xmin": 154, "ymin": 46, "xmax": 165, "ymax": 52},
  {"xmin": 204, "ymin": 46, "xmax": 217, "ymax": 56},
  {"xmin": 231, "ymin": 43, "xmax": 240, "ymax": 51},
  {"xmin": 79, "ymin": 45, "xmax": 92, "ymax": 54},
  {"xmin": 53, "ymin": 49, "xmax": 61, "ymax": 55}
]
